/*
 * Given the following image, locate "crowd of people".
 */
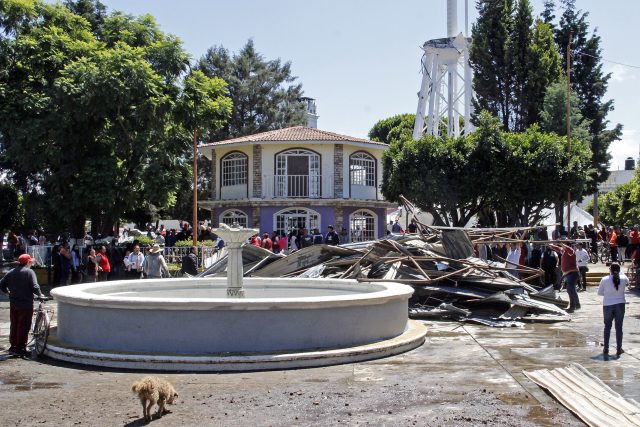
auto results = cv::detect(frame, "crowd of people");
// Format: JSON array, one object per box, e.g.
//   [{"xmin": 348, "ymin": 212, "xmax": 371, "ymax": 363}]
[{"xmin": 247, "ymin": 225, "xmax": 341, "ymax": 253}]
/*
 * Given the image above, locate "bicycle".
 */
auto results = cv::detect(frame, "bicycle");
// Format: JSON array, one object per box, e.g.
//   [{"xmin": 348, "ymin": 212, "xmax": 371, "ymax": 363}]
[
  {"xmin": 598, "ymin": 242, "xmax": 611, "ymax": 264},
  {"xmin": 30, "ymin": 296, "xmax": 53, "ymax": 357}
]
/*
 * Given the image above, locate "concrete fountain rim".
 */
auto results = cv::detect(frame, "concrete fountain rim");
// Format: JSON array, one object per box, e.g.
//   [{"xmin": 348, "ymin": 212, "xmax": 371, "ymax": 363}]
[{"xmin": 50, "ymin": 277, "xmax": 414, "ymax": 311}]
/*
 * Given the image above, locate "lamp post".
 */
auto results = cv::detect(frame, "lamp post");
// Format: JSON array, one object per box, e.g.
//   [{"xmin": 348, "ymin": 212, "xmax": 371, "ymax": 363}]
[{"xmin": 192, "ymin": 129, "xmax": 198, "ymax": 247}]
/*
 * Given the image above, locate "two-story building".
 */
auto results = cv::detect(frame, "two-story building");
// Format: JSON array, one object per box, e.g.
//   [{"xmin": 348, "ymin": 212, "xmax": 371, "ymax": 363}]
[{"xmin": 198, "ymin": 111, "xmax": 395, "ymax": 242}]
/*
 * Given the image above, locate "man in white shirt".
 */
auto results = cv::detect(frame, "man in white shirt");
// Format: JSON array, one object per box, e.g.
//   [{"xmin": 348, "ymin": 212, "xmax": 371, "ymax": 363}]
[
  {"xmin": 127, "ymin": 245, "xmax": 145, "ymax": 279},
  {"xmin": 506, "ymin": 243, "xmax": 521, "ymax": 278},
  {"xmin": 575, "ymin": 242, "xmax": 590, "ymax": 291}
]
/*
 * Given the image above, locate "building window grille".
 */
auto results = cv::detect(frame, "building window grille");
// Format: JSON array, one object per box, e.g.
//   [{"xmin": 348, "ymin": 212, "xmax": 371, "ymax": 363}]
[
  {"xmin": 221, "ymin": 152, "xmax": 248, "ymax": 186},
  {"xmin": 350, "ymin": 152, "xmax": 375, "ymax": 187},
  {"xmin": 350, "ymin": 210, "xmax": 376, "ymax": 242}
]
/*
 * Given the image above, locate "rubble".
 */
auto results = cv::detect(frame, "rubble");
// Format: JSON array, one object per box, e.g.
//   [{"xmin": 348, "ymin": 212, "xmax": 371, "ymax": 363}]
[{"xmin": 199, "ymin": 208, "xmax": 571, "ymax": 326}]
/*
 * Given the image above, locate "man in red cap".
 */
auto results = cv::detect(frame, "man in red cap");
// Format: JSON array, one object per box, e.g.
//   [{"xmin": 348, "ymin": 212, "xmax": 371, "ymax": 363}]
[{"xmin": 0, "ymin": 254, "xmax": 45, "ymax": 357}]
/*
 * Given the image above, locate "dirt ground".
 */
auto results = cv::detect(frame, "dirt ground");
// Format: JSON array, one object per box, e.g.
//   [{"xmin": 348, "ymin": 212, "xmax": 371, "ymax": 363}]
[{"xmin": 1, "ymin": 273, "xmax": 638, "ymax": 426}]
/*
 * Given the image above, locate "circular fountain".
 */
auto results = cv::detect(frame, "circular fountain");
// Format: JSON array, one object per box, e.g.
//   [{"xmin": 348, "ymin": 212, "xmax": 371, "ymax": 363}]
[{"xmin": 47, "ymin": 225, "xmax": 426, "ymax": 371}]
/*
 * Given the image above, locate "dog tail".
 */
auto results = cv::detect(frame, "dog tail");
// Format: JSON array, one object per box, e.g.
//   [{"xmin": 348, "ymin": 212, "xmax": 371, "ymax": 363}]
[{"xmin": 131, "ymin": 381, "xmax": 143, "ymax": 394}]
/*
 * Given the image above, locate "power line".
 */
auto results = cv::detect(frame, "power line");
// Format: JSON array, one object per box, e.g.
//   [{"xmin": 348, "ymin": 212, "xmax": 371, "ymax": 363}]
[{"xmin": 573, "ymin": 50, "xmax": 640, "ymax": 69}]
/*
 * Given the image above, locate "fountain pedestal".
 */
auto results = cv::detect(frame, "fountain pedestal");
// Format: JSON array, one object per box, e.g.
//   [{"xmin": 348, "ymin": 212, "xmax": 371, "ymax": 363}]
[
  {"xmin": 212, "ymin": 223, "xmax": 259, "ymax": 298},
  {"xmin": 226, "ymin": 241, "xmax": 245, "ymax": 297}
]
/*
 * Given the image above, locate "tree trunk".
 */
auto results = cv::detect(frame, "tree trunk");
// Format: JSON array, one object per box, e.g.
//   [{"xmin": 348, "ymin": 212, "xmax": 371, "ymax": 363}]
[{"xmin": 70, "ymin": 215, "xmax": 86, "ymax": 239}]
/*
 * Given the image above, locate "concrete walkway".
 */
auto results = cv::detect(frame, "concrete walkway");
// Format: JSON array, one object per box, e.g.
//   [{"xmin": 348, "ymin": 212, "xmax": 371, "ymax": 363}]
[{"xmin": 0, "ymin": 266, "xmax": 637, "ymax": 426}]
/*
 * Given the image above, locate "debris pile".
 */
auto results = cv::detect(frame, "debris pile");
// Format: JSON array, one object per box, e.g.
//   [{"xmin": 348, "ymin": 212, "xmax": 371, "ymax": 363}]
[{"xmin": 200, "ymin": 225, "xmax": 570, "ymax": 327}]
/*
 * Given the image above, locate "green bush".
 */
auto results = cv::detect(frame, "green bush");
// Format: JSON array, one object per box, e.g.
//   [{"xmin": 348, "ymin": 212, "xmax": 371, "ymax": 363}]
[{"xmin": 134, "ymin": 235, "xmax": 155, "ymax": 246}]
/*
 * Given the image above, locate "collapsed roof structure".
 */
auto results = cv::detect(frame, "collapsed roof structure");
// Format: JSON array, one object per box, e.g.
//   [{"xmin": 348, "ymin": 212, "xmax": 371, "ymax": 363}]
[{"xmin": 200, "ymin": 197, "xmax": 570, "ymax": 327}]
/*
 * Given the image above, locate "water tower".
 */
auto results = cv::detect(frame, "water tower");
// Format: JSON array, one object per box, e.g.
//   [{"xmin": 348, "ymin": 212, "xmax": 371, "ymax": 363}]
[{"xmin": 412, "ymin": 0, "xmax": 473, "ymax": 139}]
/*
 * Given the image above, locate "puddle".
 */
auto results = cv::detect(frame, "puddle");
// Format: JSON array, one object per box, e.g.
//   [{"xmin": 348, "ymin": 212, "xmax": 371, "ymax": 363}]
[{"xmin": 0, "ymin": 372, "xmax": 62, "ymax": 391}]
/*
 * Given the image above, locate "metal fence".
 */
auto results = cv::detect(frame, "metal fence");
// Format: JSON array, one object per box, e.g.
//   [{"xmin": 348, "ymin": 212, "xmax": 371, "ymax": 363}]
[{"xmin": 162, "ymin": 246, "xmax": 221, "ymax": 270}]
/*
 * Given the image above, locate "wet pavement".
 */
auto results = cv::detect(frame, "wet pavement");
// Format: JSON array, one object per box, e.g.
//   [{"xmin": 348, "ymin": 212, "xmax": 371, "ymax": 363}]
[{"xmin": 0, "ymin": 265, "xmax": 638, "ymax": 426}]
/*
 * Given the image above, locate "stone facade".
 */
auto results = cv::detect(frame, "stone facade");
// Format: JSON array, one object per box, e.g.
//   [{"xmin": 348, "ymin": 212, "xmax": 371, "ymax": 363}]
[
  {"xmin": 253, "ymin": 144, "xmax": 262, "ymax": 198},
  {"xmin": 211, "ymin": 150, "xmax": 216, "ymax": 200},
  {"xmin": 333, "ymin": 144, "xmax": 343, "ymax": 198},
  {"xmin": 334, "ymin": 206, "xmax": 343, "ymax": 233}
]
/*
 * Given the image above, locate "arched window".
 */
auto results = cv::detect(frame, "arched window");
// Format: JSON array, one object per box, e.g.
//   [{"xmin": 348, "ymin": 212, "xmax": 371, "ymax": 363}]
[
  {"xmin": 350, "ymin": 152, "xmax": 375, "ymax": 187},
  {"xmin": 273, "ymin": 207, "xmax": 320, "ymax": 234},
  {"xmin": 349, "ymin": 210, "xmax": 377, "ymax": 242},
  {"xmin": 221, "ymin": 152, "xmax": 248, "ymax": 187},
  {"xmin": 220, "ymin": 209, "xmax": 248, "ymax": 228}
]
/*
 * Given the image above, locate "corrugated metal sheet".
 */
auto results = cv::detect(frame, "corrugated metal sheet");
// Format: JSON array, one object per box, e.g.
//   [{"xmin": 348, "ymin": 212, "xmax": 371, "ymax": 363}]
[{"xmin": 524, "ymin": 363, "xmax": 640, "ymax": 426}]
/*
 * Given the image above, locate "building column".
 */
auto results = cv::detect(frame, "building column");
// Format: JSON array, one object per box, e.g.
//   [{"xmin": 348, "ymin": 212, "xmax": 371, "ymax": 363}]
[
  {"xmin": 253, "ymin": 144, "xmax": 262, "ymax": 198},
  {"xmin": 334, "ymin": 206, "xmax": 344, "ymax": 235},
  {"xmin": 334, "ymin": 144, "xmax": 343, "ymax": 198}
]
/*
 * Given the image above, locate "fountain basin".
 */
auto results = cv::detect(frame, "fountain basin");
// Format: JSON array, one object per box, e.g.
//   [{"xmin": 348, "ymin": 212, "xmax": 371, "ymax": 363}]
[{"xmin": 48, "ymin": 278, "xmax": 425, "ymax": 370}]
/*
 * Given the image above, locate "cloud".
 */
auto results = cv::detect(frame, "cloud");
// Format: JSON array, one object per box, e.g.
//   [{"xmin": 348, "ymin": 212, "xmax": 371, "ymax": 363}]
[{"xmin": 606, "ymin": 64, "xmax": 637, "ymax": 82}]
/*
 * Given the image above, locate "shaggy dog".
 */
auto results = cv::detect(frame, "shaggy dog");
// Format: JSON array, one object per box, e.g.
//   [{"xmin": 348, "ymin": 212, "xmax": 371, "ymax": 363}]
[{"xmin": 131, "ymin": 376, "xmax": 178, "ymax": 421}]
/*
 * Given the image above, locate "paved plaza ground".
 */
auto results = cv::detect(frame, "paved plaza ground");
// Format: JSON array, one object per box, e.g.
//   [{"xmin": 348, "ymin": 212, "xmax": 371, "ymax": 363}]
[{"xmin": 0, "ymin": 264, "xmax": 639, "ymax": 426}]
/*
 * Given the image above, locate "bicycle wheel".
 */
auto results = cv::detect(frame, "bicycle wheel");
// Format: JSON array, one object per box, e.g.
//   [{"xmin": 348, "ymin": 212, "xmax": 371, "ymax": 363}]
[
  {"xmin": 590, "ymin": 250, "xmax": 599, "ymax": 264},
  {"xmin": 600, "ymin": 248, "xmax": 610, "ymax": 264},
  {"xmin": 33, "ymin": 311, "xmax": 50, "ymax": 356}
]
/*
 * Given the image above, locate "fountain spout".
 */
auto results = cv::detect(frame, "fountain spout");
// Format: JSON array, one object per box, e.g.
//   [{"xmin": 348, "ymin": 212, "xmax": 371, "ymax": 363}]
[{"xmin": 212, "ymin": 223, "xmax": 259, "ymax": 297}]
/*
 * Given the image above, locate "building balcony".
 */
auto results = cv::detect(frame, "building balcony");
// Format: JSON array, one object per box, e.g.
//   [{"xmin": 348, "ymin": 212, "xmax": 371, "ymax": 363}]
[
  {"xmin": 216, "ymin": 174, "xmax": 384, "ymax": 202},
  {"xmin": 263, "ymin": 174, "xmax": 333, "ymax": 199}
]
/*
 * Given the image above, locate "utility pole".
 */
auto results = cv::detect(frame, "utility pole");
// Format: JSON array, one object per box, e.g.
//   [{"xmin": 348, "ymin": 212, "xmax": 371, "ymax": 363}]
[
  {"xmin": 566, "ymin": 33, "xmax": 572, "ymax": 235},
  {"xmin": 192, "ymin": 129, "xmax": 198, "ymax": 247}
]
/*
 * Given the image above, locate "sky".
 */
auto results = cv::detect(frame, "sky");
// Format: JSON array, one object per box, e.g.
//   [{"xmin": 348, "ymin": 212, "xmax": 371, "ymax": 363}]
[{"xmin": 99, "ymin": 0, "xmax": 640, "ymax": 171}]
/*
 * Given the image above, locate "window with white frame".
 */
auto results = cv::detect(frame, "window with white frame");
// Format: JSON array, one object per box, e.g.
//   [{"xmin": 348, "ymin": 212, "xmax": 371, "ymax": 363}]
[
  {"xmin": 273, "ymin": 208, "xmax": 320, "ymax": 234},
  {"xmin": 350, "ymin": 152, "xmax": 375, "ymax": 187},
  {"xmin": 221, "ymin": 152, "xmax": 248, "ymax": 186},
  {"xmin": 349, "ymin": 210, "xmax": 376, "ymax": 242},
  {"xmin": 220, "ymin": 209, "xmax": 248, "ymax": 228}
]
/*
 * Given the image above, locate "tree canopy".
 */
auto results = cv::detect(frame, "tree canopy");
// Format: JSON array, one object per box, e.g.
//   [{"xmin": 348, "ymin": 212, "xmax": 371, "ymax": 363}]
[
  {"xmin": 0, "ymin": 0, "xmax": 232, "ymax": 236},
  {"xmin": 368, "ymin": 113, "xmax": 414, "ymax": 145},
  {"xmin": 471, "ymin": 0, "xmax": 562, "ymax": 131},
  {"xmin": 380, "ymin": 112, "xmax": 591, "ymax": 227},
  {"xmin": 196, "ymin": 39, "xmax": 306, "ymax": 141}
]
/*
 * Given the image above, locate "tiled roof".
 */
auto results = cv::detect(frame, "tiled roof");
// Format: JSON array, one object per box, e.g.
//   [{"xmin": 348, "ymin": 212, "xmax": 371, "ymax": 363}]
[{"xmin": 200, "ymin": 126, "xmax": 388, "ymax": 147}]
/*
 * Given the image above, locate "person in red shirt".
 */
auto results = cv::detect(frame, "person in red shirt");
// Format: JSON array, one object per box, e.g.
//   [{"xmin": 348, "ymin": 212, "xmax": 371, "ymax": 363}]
[
  {"xmin": 629, "ymin": 225, "xmax": 640, "ymax": 258},
  {"xmin": 609, "ymin": 227, "xmax": 619, "ymax": 263},
  {"xmin": 549, "ymin": 243, "xmax": 580, "ymax": 313},
  {"xmin": 261, "ymin": 233, "xmax": 273, "ymax": 251},
  {"xmin": 96, "ymin": 245, "xmax": 111, "ymax": 282}
]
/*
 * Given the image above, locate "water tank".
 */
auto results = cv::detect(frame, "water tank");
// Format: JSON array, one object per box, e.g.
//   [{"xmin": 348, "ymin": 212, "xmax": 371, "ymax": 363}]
[{"xmin": 625, "ymin": 157, "xmax": 635, "ymax": 170}]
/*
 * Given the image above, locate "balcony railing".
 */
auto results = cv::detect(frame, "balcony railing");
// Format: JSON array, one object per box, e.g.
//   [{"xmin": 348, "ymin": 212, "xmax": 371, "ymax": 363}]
[{"xmin": 263, "ymin": 174, "xmax": 334, "ymax": 199}]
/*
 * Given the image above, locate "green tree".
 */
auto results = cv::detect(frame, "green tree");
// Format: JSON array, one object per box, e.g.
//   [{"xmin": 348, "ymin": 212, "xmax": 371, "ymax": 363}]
[
  {"xmin": 508, "ymin": 0, "xmax": 533, "ymax": 130},
  {"xmin": 554, "ymin": 0, "xmax": 622, "ymax": 190},
  {"xmin": 540, "ymin": 80, "xmax": 590, "ymax": 143},
  {"xmin": 496, "ymin": 125, "xmax": 591, "ymax": 226},
  {"xmin": 472, "ymin": 0, "xmax": 562, "ymax": 131},
  {"xmin": 381, "ymin": 113, "xmax": 505, "ymax": 226},
  {"xmin": 0, "ymin": 183, "xmax": 24, "ymax": 257},
  {"xmin": 368, "ymin": 113, "xmax": 414, "ymax": 145},
  {"xmin": 196, "ymin": 39, "xmax": 306, "ymax": 140},
  {"xmin": 0, "ymin": 1, "xmax": 231, "ymax": 236},
  {"xmin": 524, "ymin": 19, "xmax": 562, "ymax": 127},
  {"xmin": 470, "ymin": 0, "xmax": 514, "ymax": 129},
  {"xmin": 540, "ymin": 79, "xmax": 593, "ymax": 226},
  {"xmin": 381, "ymin": 111, "xmax": 591, "ymax": 227},
  {"xmin": 592, "ymin": 169, "xmax": 640, "ymax": 226}
]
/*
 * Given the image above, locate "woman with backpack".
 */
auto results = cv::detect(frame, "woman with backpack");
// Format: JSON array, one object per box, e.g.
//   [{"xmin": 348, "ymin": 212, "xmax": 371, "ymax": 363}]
[{"xmin": 597, "ymin": 263, "xmax": 628, "ymax": 360}]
